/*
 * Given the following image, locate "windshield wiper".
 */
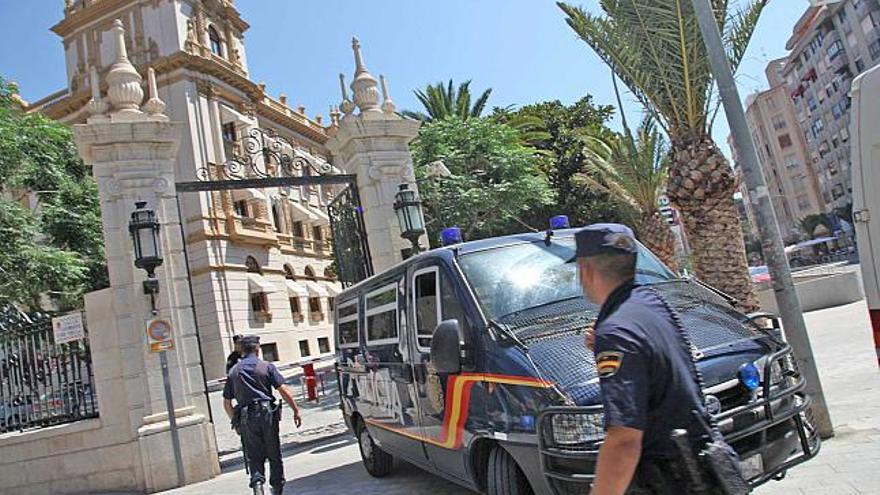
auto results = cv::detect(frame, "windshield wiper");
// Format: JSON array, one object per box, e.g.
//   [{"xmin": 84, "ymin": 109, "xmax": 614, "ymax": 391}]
[
  {"xmin": 487, "ymin": 319, "xmax": 528, "ymax": 349},
  {"xmin": 495, "ymin": 294, "xmax": 586, "ymax": 323}
]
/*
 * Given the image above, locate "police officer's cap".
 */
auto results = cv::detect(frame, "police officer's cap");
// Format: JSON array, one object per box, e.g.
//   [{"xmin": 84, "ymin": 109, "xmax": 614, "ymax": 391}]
[
  {"xmin": 232, "ymin": 334, "xmax": 244, "ymax": 342},
  {"xmin": 239, "ymin": 335, "xmax": 260, "ymax": 346},
  {"xmin": 572, "ymin": 223, "xmax": 638, "ymax": 260}
]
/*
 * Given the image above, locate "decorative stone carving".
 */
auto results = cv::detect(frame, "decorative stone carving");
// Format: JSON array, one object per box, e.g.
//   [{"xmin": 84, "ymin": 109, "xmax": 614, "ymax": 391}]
[
  {"xmin": 86, "ymin": 66, "xmax": 109, "ymax": 116},
  {"xmin": 106, "ymin": 19, "xmax": 143, "ymax": 114},
  {"xmin": 349, "ymin": 38, "xmax": 381, "ymax": 115},
  {"xmin": 142, "ymin": 67, "xmax": 167, "ymax": 118},
  {"xmin": 152, "ymin": 177, "xmax": 170, "ymax": 193},
  {"xmin": 339, "ymin": 74, "xmax": 355, "ymax": 116},
  {"xmin": 380, "ymin": 75, "xmax": 397, "ymax": 116}
]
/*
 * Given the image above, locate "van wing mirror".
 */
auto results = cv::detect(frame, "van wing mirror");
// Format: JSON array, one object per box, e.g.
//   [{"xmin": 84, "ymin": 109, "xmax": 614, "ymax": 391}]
[{"xmin": 430, "ymin": 319, "xmax": 462, "ymax": 375}]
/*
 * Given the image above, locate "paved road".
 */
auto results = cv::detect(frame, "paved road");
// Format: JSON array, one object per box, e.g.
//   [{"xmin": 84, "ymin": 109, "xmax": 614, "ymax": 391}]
[{"xmin": 169, "ymin": 301, "xmax": 880, "ymax": 495}]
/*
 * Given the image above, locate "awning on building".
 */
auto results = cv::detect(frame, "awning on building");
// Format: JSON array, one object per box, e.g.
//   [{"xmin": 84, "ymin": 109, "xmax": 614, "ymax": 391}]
[
  {"xmin": 219, "ymin": 104, "xmax": 253, "ymax": 126},
  {"xmin": 324, "ymin": 283, "xmax": 342, "ymax": 297},
  {"xmin": 232, "ymin": 188, "xmax": 267, "ymax": 201},
  {"xmin": 304, "ymin": 280, "xmax": 328, "ymax": 297},
  {"xmin": 247, "ymin": 273, "xmax": 278, "ymax": 293},
  {"xmin": 289, "ymin": 200, "xmax": 319, "ymax": 221},
  {"xmin": 312, "ymin": 208, "xmax": 330, "ymax": 227},
  {"xmin": 285, "ymin": 280, "xmax": 309, "ymax": 298}
]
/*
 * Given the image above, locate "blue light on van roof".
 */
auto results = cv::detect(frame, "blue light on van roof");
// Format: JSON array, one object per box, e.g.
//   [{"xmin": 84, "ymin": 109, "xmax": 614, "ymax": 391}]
[
  {"xmin": 519, "ymin": 414, "xmax": 536, "ymax": 431},
  {"xmin": 550, "ymin": 215, "xmax": 570, "ymax": 229},
  {"xmin": 441, "ymin": 227, "xmax": 463, "ymax": 246},
  {"xmin": 738, "ymin": 362, "xmax": 761, "ymax": 391}
]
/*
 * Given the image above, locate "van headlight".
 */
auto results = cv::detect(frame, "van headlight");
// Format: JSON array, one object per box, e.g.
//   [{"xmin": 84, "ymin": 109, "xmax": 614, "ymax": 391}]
[{"xmin": 550, "ymin": 412, "xmax": 604, "ymax": 445}]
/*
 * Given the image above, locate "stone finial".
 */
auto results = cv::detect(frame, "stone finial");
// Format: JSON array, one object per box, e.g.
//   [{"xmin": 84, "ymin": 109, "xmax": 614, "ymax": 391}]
[
  {"xmin": 142, "ymin": 67, "xmax": 167, "ymax": 117},
  {"xmin": 315, "ymin": 114, "xmax": 323, "ymax": 125},
  {"xmin": 380, "ymin": 75, "xmax": 396, "ymax": 115},
  {"xmin": 350, "ymin": 37, "xmax": 381, "ymax": 114},
  {"xmin": 339, "ymin": 73, "xmax": 355, "ymax": 115},
  {"xmin": 329, "ymin": 105, "xmax": 342, "ymax": 125},
  {"xmin": 85, "ymin": 66, "xmax": 109, "ymax": 116},
  {"xmin": 279, "ymin": 93, "xmax": 287, "ymax": 105},
  {"xmin": 106, "ymin": 19, "xmax": 144, "ymax": 114},
  {"xmin": 297, "ymin": 105, "xmax": 306, "ymax": 115}
]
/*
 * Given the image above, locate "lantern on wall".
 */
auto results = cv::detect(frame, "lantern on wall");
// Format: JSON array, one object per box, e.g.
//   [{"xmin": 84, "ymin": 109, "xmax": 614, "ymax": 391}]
[
  {"xmin": 128, "ymin": 201, "xmax": 163, "ymax": 312},
  {"xmin": 393, "ymin": 183, "xmax": 426, "ymax": 256}
]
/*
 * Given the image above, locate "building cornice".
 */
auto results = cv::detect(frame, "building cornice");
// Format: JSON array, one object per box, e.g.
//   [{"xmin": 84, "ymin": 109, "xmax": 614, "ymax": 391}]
[{"xmin": 31, "ymin": 51, "xmax": 329, "ymax": 144}]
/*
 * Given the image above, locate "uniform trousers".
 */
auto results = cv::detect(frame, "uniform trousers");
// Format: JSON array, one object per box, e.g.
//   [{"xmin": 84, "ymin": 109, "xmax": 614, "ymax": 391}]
[
  {"xmin": 242, "ymin": 404, "xmax": 284, "ymax": 490},
  {"xmin": 626, "ymin": 457, "xmax": 725, "ymax": 495}
]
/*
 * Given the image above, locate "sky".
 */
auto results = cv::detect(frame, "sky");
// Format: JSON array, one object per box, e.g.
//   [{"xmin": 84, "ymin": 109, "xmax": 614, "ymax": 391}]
[{"xmin": 0, "ymin": 0, "xmax": 805, "ymax": 157}]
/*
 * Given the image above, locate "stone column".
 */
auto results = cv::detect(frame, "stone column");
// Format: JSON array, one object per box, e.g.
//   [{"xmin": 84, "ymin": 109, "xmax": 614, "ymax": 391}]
[
  {"xmin": 73, "ymin": 20, "xmax": 218, "ymax": 492},
  {"xmin": 325, "ymin": 38, "xmax": 425, "ymax": 272}
]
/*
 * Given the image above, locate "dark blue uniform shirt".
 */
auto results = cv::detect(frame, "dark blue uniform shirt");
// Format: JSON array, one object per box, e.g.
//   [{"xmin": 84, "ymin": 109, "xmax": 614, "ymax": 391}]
[
  {"xmin": 223, "ymin": 354, "xmax": 285, "ymax": 404},
  {"xmin": 594, "ymin": 280, "xmax": 709, "ymax": 458}
]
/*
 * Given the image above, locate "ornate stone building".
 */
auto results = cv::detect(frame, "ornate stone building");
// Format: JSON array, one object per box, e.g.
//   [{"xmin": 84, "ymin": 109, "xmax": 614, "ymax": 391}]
[{"xmin": 29, "ymin": 0, "xmax": 346, "ymax": 380}]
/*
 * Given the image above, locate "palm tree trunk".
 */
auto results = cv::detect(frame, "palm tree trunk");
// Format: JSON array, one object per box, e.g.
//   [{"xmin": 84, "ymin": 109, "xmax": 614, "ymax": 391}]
[
  {"xmin": 638, "ymin": 210, "xmax": 679, "ymax": 273},
  {"xmin": 667, "ymin": 136, "xmax": 758, "ymax": 312}
]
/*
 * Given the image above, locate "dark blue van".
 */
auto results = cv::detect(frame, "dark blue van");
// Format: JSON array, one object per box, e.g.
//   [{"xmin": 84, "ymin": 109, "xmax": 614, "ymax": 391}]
[{"xmin": 334, "ymin": 229, "xmax": 819, "ymax": 495}]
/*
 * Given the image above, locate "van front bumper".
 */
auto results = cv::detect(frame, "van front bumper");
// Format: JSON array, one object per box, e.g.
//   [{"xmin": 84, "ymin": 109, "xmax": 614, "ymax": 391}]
[{"xmin": 536, "ymin": 345, "xmax": 821, "ymax": 494}]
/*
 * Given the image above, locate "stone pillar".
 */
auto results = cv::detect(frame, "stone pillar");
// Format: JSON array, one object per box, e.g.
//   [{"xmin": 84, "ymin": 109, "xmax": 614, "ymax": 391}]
[
  {"xmin": 325, "ymin": 38, "xmax": 425, "ymax": 272},
  {"xmin": 73, "ymin": 20, "xmax": 218, "ymax": 492}
]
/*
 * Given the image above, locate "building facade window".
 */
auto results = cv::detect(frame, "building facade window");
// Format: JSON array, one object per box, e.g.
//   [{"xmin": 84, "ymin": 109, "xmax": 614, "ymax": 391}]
[
  {"xmin": 304, "ymin": 266, "xmax": 316, "ymax": 280},
  {"xmin": 309, "ymin": 297, "xmax": 322, "ymax": 320},
  {"xmin": 272, "ymin": 202, "xmax": 282, "ymax": 232},
  {"xmin": 222, "ymin": 122, "xmax": 236, "ymax": 143},
  {"xmin": 234, "ymin": 200, "xmax": 250, "ymax": 218},
  {"xmin": 827, "ymin": 40, "xmax": 844, "ymax": 60},
  {"xmin": 290, "ymin": 297, "xmax": 302, "ymax": 318},
  {"xmin": 312, "ymin": 225, "xmax": 323, "ymax": 241},
  {"xmin": 870, "ymin": 40, "xmax": 880, "ymax": 61},
  {"xmin": 299, "ymin": 340, "xmax": 311, "ymax": 357},
  {"xmin": 807, "ymin": 96, "xmax": 818, "ymax": 111},
  {"xmin": 318, "ymin": 337, "xmax": 331, "ymax": 354},
  {"xmin": 856, "ymin": 58, "xmax": 866, "ymax": 72},
  {"xmin": 208, "ymin": 26, "xmax": 223, "ymax": 57},
  {"xmin": 778, "ymin": 134, "xmax": 793, "ymax": 148},
  {"xmin": 260, "ymin": 343, "xmax": 278, "ymax": 362},
  {"xmin": 811, "ymin": 118, "xmax": 825, "ymax": 137},
  {"xmin": 292, "ymin": 221, "xmax": 304, "ymax": 238},
  {"xmin": 784, "ymin": 154, "xmax": 799, "ymax": 170},
  {"xmin": 772, "ymin": 115, "xmax": 787, "ymax": 131}
]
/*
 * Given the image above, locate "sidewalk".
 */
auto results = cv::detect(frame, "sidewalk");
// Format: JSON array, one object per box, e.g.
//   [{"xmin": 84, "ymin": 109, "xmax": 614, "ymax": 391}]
[{"xmin": 754, "ymin": 300, "xmax": 880, "ymax": 494}]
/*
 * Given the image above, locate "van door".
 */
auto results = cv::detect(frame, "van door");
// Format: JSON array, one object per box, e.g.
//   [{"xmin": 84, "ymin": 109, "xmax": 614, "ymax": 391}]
[
  {"xmin": 358, "ymin": 279, "xmax": 428, "ymax": 463},
  {"xmin": 409, "ymin": 264, "xmax": 473, "ymax": 482}
]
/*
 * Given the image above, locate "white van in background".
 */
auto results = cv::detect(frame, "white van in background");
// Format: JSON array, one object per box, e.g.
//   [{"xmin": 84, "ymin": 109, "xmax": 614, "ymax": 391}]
[{"xmin": 849, "ymin": 63, "xmax": 880, "ymax": 365}]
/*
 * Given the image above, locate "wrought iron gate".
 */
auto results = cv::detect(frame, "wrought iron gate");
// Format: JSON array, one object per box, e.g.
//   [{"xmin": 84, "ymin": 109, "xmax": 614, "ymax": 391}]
[
  {"xmin": 0, "ymin": 307, "xmax": 98, "ymax": 433},
  {"xmin": 327, "ymin": 185, "xmax": 373, "ymax": 286}
]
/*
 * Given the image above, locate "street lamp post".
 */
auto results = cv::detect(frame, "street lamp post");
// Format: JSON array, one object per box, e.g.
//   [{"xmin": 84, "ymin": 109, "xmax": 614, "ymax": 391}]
[
  {"xmin": 128, "ymin": 201, "xmax": 186, "ymax": 486},
  {"xmin": 690, "ymin": 0, "xmax": 833, "ymax": 438},
  {"xmin": 393, "ymin": 183, "xmax": 426, "ymax": 257}
]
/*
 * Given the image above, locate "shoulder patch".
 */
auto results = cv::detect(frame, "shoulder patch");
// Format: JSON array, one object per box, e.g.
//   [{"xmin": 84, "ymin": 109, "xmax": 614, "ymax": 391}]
[{"xmin": 596, "ymin": 351, "xmax": 624, "ymax": 378}]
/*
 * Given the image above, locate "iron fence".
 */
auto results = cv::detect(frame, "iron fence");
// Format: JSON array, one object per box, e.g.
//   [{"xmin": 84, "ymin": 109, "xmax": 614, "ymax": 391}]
[{"xmin": 0, "ymin": 307, "xmax": 98, "ymax": 434}]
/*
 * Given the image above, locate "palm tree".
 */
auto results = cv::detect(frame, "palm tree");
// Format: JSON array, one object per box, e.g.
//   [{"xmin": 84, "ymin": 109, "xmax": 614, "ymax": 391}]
[
  {"xmin": 402, "ymin": 80, "xmax": 492, "ymax": 122},
  {"xmin": 577, "ymin": 115, "xmax": 678, "ymax": 270},
  {"xmin": 559, "ymin": 0, "xmax": 765, "ymax": 310}
]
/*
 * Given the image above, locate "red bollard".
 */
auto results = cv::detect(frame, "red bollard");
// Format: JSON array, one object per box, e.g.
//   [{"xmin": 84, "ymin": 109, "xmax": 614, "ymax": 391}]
[{"xmin": 303, "ymin": 363, "xmax": 318, "ymax": 402}]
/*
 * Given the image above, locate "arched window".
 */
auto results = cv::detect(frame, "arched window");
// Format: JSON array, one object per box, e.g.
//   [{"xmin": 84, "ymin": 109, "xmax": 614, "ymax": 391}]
[
  {"xmin": 208, "ymin": 26, "xmax": 223, "ymax": 57},
  {"xmin": 304, "ymin": 266, "xmax": 316, "ymax": 280},
  {"xmin": 284, "ymin": 264, "xmax": 296, "ymax": 280},
  {"xmin": 323, "ymin": 266, "xmax": 336, "ymax": 281},
  {"xmin": 245, "ymin": 256, "xmax": 262, "ymax": 274}
]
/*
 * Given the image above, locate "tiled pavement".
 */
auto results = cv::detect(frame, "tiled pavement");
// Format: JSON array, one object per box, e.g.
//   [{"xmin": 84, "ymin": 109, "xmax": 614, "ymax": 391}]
[{"xmin": 167, "ymin": 301, "xmax": 880, "ymax": 495}]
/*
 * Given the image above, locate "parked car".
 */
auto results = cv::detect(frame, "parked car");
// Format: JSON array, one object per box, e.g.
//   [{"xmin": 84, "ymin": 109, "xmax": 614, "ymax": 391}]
[
  {"xmin": 335, "ymin": 227, "xmax": 820, "ymax": 495},
  {"xmin": 749, "ymin": 265, "xmax": 771, "ymax": 284}
]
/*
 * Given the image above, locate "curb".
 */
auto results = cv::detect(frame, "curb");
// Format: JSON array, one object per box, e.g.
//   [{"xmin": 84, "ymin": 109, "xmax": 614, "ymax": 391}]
[{"xmin": 218, "ymin": 427, "xmax": 352, "ymax": 470}]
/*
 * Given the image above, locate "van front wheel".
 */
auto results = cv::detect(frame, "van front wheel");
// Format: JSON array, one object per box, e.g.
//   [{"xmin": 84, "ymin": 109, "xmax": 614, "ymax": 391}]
[
  {"xmin": 487, "ymin": 445, "xmax": 533, "ymax": 495},
  {"xmin": 356, "ymin": 420, "xmax": 393, "ymax": 477}
]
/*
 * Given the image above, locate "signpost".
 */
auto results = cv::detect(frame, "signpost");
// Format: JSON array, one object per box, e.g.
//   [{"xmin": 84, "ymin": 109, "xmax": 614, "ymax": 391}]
[
  {"xmin": 52, "ymin": 313, "xmax": 85, "ymax": 345},
  {"xmin": 145, "ymin": 317, "xmax": 185, "ymax": 486}
]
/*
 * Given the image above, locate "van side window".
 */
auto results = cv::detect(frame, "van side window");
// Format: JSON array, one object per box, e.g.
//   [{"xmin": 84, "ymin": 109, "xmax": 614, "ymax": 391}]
[
  {"xmin": 365, "ymin": 283, "xmax": 399, "ymax": 345},
  {"xmin": 414, "ymin": 268, "xmax": 440, "ymax": 349},
  {"xmin": 414, "ymin": 267, "xmax": 469, "ymax": 350},
  {"xmin": 337, "ymin": 299, "xmax": 359, "ymax": 348}
]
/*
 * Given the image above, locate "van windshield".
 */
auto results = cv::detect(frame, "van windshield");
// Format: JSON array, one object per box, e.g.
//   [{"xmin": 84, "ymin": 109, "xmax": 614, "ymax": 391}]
[{"xmin": 458, "ymin": 237, "xmax": 676, "ymax": 320}]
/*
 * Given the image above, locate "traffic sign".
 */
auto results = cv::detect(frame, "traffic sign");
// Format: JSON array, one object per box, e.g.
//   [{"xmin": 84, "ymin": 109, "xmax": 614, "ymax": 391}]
[{"xmin": 146, "ymin": 317, "xmax": 174, "ymax": 353}]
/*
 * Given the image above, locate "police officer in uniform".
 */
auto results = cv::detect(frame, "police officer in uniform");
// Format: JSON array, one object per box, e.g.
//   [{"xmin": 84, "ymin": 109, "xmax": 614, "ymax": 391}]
[
  {"xmin": 226, "ymin": 334, "xmax": 243, "ymax": 374},
  {"xmin": 223, "ymin": 335, "xmax": 302, "ymax": 495},
  {"xmin": 574, "ymin": 224, "xmax": 745, "ymax": 495}
]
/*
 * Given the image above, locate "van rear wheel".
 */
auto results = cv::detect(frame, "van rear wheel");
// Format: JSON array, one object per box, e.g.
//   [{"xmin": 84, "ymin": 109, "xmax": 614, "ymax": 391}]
[
  {"xmin": 356, "ymin": 420, "xmax": 393, "ymax": 477},
  {"xmin": 487, "ymin": 445, "xmax": 533, "ymax": 495}
]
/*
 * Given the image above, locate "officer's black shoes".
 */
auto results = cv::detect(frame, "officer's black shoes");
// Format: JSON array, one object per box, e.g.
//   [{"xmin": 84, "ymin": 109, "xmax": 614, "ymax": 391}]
[
  {"xmin": 270, "ymin": 486, "xmax": 283, "ymax": 495},
  {"xmin": 252, "ymin": 482, "xmax": 265, "ymax": 495}
]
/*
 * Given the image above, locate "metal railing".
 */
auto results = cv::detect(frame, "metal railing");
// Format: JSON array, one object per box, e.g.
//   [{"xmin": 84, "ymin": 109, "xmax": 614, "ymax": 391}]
[{"xmin": 0, "ymin": 308, "xmax": 98, "ymax": 434}]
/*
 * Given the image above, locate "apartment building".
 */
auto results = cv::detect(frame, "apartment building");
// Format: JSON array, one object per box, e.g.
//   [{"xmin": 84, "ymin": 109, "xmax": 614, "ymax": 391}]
[
  {"xmin": 781, "ymin": 0, "xmax": 880, "ymax": 210},
  {"xmin": 28, "ymin": 0, "xmax": 342, "ymax": 379},
  {"xmin": 738, "ymin": 59, "xmax": 826, "ymax": 240}
]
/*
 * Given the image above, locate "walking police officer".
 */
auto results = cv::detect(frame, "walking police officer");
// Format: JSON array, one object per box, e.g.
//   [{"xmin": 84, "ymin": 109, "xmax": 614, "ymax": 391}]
[
  {"xmin": 224, "ymin": 335, "xmax": 302, "ymax": 495},
  {"xmin": 574, "ymin": 224, "xmax": 747, "ymax": 495}
]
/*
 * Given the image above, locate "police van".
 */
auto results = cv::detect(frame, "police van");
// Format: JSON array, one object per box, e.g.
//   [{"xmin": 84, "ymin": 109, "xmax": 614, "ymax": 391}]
[{"xmin": 334, "ymin": 225, "xmax": 819, "ymax": 495}]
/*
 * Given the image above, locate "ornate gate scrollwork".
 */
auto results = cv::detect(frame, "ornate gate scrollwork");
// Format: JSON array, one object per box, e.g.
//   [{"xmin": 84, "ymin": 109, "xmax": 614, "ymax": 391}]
[
  {"xmin": 196, "ymin": 127, "xmax": 333, "ymax": 181},
  {"xmin": 328, "ymin": 186, "xmax": 373, "ymax": 286}
]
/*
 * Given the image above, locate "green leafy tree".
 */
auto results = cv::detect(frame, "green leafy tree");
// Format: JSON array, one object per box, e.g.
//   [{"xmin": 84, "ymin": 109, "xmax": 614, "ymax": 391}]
[
  {"xmin": 402, "ymin": 80, "xmax": 492, "ymax": 122},
  {"xmin": 493, "ymin": 96, "xmax": 624, "ymax": 229},
  {"xmin": 411, "ymin": 117, "xmax": 554, "ymax": 243},
  {"xmin": 560, "ymin": 0, "xmax": 765, "ymax": 310},
  {"xmin": 0, "ymin": 76, "xmax": 107, "ymax": 310}
]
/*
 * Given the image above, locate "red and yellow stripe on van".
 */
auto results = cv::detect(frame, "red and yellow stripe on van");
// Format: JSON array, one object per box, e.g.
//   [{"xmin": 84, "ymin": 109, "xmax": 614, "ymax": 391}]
[{"xmin": 365, "ymin": 373, "xmax": 554, "ymax": 450}]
